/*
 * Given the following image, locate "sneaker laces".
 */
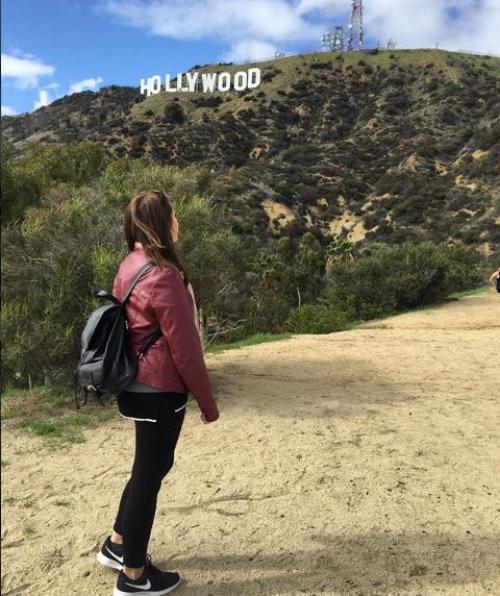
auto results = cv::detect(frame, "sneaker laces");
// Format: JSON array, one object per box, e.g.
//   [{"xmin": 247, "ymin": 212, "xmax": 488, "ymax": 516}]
[{"xmin": 144, "ymin": 553, "xmax": 163, "ymax": 579}]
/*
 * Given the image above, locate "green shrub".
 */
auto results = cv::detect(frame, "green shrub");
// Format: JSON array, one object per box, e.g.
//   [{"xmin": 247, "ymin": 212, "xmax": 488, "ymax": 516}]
[
  {"xmin": 1, "ymin": 159, "xmax": 43, "ymax": 223},
  {"xmin": 284, "ymin": 300, "xmax": 354, "ymax": 334},
  {"xmin": 22, "ymin": 140, "xmax": 108, "ymax": 189},
  {"xmin": 323, "ymin": 242, "xmax": 484, "ymax": 320},
  {"xmin": 163, "ymin": 101, "xmax": 186, "ymax": 124},
  {"xmin": 100, "ymin": 159, "xmax": 212, "ymax": 204}
]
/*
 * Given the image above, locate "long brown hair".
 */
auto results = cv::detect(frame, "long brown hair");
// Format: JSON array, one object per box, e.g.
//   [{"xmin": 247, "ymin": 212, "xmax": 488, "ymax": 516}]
[{"xmin": 124, "ymin": 190, "xmax": 189, "ymax": 286}]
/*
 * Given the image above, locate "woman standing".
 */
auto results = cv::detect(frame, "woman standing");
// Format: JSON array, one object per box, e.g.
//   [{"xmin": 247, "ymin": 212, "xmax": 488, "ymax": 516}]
[{"xmin": 96, "ymin": 190, "xmax": 220, "ymax": 596}]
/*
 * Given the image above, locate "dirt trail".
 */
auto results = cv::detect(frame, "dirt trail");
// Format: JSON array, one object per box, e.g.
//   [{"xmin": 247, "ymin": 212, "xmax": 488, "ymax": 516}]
[{"xmin": 2, "ymin": 290, "xmax": 499, "ymax": 596}]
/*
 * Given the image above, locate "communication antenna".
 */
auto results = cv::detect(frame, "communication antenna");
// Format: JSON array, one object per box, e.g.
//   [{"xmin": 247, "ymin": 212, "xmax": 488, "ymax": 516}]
[
  {"xmin": 334, "ymin": 26, "xmax": 345, "ymax": 51},
  {"xmin": 347, "ymin": 0, "xmax": 364, "ymax": 51},
  {"xmin": 322, "ymin": 26, "xmax": 345, "ymax": 52},
  {"xmin": 321, "ymin": 32, "xmax": 335, "ymax": 51}
]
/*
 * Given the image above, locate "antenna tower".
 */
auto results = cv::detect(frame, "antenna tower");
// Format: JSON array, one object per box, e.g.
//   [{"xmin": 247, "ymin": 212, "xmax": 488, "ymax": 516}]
[
  {"xmin": 347, "ymin": 0, "xmax": 364, "ymax": 51},
  {"xmin": 321, "ymin": 32, "xmax": 335, "ymax": 51},
  {"xmin": 333, "ymin": 26, "xmax": 345, "ymax": 51},
  {"xmin": 322, "ymin": 26, "xmax": 345, "ymax": 52}
]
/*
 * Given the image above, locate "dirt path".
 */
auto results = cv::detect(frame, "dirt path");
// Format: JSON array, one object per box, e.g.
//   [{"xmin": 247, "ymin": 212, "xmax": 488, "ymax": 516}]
[{"xmin": 2, "ymin": 290, "xmax": 499, "ymax": 596}]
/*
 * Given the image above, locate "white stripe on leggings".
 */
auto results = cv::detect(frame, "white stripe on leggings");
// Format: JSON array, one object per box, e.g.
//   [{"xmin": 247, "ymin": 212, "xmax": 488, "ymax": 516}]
[
  {"xmin": 118, "ymin": 402, "xmax": 186, "ymax": 421},
  {"xmin": 118, "ymin": 412, "xmax": 157, "ymax": 423}
]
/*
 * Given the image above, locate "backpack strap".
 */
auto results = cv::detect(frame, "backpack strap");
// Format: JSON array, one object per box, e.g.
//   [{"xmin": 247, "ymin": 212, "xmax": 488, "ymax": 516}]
[
  {"xmin": 122, "ymin": 262, "xmax": 163, "ymax": 358},
  {"xmin": 95, "ymin": 290, "xmax": 121, "ymax": 304},
  {"xmin": 137, "ymin": 327, "xmax": 163, "ymax": 360},
  {"xmin": 122, "ymin": 262, "xmax": 155, "ymax": 305}
]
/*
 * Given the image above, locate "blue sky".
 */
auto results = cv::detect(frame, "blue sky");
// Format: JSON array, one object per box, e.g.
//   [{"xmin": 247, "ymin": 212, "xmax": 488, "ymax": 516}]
[{"xmin": 2, "ymin": 0, "xmax": 499, "ymax": 116}]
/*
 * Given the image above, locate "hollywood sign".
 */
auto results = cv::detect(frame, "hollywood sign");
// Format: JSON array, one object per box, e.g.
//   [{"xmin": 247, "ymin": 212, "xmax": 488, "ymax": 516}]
[{"xmin": 140, "ymin": 67, "xmax": 261, "ymax": 96}]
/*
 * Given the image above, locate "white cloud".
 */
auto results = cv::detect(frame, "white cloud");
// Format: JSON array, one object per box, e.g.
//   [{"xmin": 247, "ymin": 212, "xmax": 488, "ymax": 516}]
[
  {"xmin": 100, "ymin": 0, "xmax": 320, "ymax": 41},
  {"xmin": 442, "ymin": 0, "xmax": 500, "ymax": 55},
  {"xmin": 99, "ymin": 0, "xmax": 500, "ymax": 57},
  {"xmin": 222, "ymin": 39, "xmax": 279, "ymax": 62},
  {"xmin": 33, "ymin": 89, "xmax": 52, "ymax": 110},
  {"xmin": 99, "ymin": 0, "xmax": 323, "ymax": 60},
  {"xmin": 1, "ymin": 52, "xmax": 55, "ymax": 89},
  {"xmin": 69, "ymin": 76, "xmax": 104, "ymax": 94},
  {"xmin": 1, "ymin": 105, "xmax": 18, "ymax": 116},
  {"xmin": 295, "ymin": 0, "xmax": 347, "ymax": 17}
]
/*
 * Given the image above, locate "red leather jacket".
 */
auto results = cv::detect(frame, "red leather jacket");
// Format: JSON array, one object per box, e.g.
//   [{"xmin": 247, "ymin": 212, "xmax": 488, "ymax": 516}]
[{"xmin": 112, "ymin": 247, "xmax": 219, "ymax": 421}]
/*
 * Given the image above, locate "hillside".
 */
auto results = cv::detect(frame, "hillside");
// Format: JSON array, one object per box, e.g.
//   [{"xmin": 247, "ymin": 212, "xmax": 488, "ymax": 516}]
[{"xmin": 2, "ymin": 49, "xmax": 500, "ymax": 253}]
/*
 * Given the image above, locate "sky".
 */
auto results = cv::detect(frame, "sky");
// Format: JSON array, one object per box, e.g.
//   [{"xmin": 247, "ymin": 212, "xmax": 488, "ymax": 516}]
[{"xmin": 2, "ymin": 0, "xmax": 500, "ymax": 116}]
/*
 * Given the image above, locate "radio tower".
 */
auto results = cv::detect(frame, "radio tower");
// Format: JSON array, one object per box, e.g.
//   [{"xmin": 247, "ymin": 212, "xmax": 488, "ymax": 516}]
[{"xmin": 347, "ymin": 0, "xmax": 364, "ymax": 51}]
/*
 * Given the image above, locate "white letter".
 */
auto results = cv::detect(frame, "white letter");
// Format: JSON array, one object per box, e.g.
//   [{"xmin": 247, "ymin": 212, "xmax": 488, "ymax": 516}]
[
  {"xmin": 140, "ymin": 77, "xmax": 150, "ymax": 96},
  {"xmin": 217, "ymin": 72, "xmax": 231, "ymax": 92},
  {"xmin": 247, "ymin": 67, "xmax": 261, "ymax": 89},
  {"xmin": 234, "ymin": 71, "xmax": 247, "ymax": 91},
  {"xmin": 165, "ymin": 74, "xmax": 176, "ymax": 92},
  {"xmin": 201, "ymin": 72, "xmax": 217, "ymax": 93},
  {"xmin": 176, "ymin": 73, "xmax": 184, "ymax": 91},
  {"xmin": 186, "ymin": 71, "xmax": 199, "ymax": 92},
  {"xmin": 149, "ymin": 75, "xmax": 162, "ymax": 95}
]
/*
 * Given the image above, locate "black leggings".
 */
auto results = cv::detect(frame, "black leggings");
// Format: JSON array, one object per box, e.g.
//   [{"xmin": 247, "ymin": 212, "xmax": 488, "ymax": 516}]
[{"xmin": 112, "ymin": 390, "xmax": 188, "ymax": 568}]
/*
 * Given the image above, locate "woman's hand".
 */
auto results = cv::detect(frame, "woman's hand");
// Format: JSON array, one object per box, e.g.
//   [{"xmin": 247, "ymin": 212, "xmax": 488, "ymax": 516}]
[{"xmin": 201, "ymin": 407, "xmax": 219, "ymax": 424}]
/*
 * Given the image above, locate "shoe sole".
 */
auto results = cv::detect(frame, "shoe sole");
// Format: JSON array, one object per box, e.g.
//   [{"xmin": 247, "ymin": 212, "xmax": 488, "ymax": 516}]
[
  {"xmin": 96, "ymin": 550, "xmax": 123, "ymax": 571},
  {"xmin": 113, "ymin": 576, "xmax": 182, "ymax": 596}
]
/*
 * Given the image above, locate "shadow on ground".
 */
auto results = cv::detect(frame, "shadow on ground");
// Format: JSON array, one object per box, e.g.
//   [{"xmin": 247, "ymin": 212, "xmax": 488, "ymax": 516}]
[
  {"xmin": 211, "ymin": 352, "xmax": 414, "ymax": 420},
  {"xmin": 160, "ymin": 531, "xmax": 500, "ymax": 595}
]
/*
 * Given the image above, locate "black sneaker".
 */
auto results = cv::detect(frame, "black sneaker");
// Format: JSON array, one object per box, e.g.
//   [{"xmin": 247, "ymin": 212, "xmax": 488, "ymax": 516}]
[
  {"xmin": 113, "ymin": 554, "xmax": 182, "ymax": 595},
  {"xmin": 97, "ymin": 535, "xmax": 124, "ymax": 571}
]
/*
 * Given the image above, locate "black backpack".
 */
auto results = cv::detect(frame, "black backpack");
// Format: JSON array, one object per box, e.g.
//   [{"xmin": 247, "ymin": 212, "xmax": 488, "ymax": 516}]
[{"xmin": 73, "ymin": 262, "xmax": 162, "ymax": 409}]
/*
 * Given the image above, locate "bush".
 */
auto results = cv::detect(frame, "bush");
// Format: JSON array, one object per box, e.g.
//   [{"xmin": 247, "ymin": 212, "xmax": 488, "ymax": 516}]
[
  {"xmin": 1, "ymin": 155, "xmax": 43, "ymax": 223},
  {"xmin": 282, "ymin": 144, "xmax": 319, "ymax": 166},
  {"xmin": 323, "ymin": 242, "xmax": 484, "ymax": 320},
  {"xmin": 100, "ymin": 159, "xmax": 212, "ymax": 203},
  {"xmin": 284, "ymin": 300, "xmax": 354, "ymax": 334},
  {"xmin": 190, "ymin": 96, "xmax": 223, "ymax": 108},
  {"xmin": 21, "ymin": 140, "xmax": 108, "ymax": 189},
  {"xmin": 310, "ymin": 62, "xmax": 331, "ymax": 70},
  {"xmin": 163, "ymin": 101, "xmax": 186, "ymax": 124}
]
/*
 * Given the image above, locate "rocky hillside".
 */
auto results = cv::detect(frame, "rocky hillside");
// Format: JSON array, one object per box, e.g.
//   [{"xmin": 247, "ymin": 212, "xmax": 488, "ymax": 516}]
[{"xmin": 2, "ymin": 49, "xmax": 499, "ymax": 254}]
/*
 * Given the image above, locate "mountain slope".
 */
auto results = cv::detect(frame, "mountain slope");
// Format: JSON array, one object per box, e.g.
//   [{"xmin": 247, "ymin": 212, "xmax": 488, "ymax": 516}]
[{"xmin": 2, "ymin": 49, "xmax": 499, "ymax": 253}]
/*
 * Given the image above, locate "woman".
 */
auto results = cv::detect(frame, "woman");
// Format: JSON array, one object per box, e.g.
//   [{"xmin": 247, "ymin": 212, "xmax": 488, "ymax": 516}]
[{"xmin": 96, "ymin": 190, "xmax": 220, "ymax": 596}]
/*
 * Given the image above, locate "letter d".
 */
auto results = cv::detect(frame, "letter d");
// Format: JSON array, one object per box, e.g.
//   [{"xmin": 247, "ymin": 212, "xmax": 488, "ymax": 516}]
[{"xmin": 247, "ymin": 67, "xmax": 261, "ymax": 89}]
